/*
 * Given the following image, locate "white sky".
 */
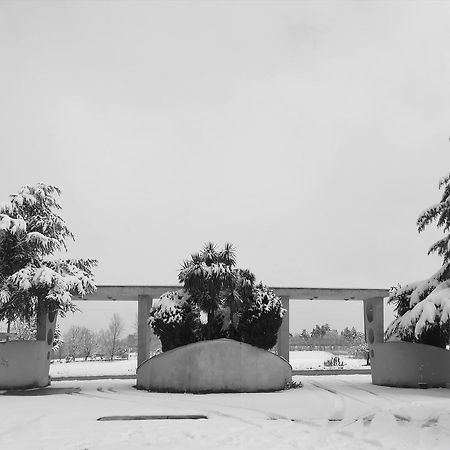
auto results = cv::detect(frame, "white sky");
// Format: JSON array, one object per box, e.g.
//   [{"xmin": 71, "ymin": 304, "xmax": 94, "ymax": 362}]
[{"xmin": 1, "ymin": 1, "xmax": 450, "ymax": 335}]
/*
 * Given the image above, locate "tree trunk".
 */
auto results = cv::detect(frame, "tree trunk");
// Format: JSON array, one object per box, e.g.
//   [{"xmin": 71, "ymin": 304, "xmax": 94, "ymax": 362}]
[{"xmin": 207, "ymin": 310, "xmax": 214, "ymax": 340}]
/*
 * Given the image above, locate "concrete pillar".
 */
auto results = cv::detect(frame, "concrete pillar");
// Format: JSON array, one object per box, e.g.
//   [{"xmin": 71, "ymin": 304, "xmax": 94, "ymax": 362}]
[
  {"xmin": 137, "ymin": 294, "xmax": 153, "ymax": 367},
  {"xmin": 36, "ymin": 301, "xmax": 57, "ymax": 344},
  {"xmin": 363, "ymin": 296, "xmax": 384, "ymax": 364},
  {"xmin": 36, "ymin": 301, "xmax": 58, "ymax": 384},
  {"xmin": 277, "ymin": 295, "xmax": 290, "ymax": 362}
]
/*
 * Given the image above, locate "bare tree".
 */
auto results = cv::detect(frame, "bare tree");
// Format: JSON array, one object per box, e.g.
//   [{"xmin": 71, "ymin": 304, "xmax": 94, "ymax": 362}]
[
  {"xmin": 102, "ymin": 313, "xmax": 124, "ymax": 360},
  {"xmin": 79, "ymin": 327, "xmax": 97, "ymax": 360},
  {"xmin": 64, "ymin": 325, "xmax": 82, "ymax": 360}
]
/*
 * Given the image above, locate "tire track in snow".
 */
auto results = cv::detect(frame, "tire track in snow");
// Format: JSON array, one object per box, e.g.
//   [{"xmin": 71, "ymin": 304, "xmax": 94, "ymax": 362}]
[
  {"xmin": 335, "ymin": 380, "xmax": 450, "ymax": 438},
  {"xmin": 308, "ymin": 381, "xmax": 347, "ymax": 422},
  {"xmin": 338, "ymin": 380, "xmax": 450, "ymax": 433},
  {"xmin": 192, "ymin": 399, "xmax": 319, "ymax": 428},
  {"xmin": 336, "ymin": 379, "xmax": 410, "ymax": 423},
  {"xmin": 307, "ymin": 380, "xmax": 410, "ymax": 430},
  {"xmin": 339, "ymin": 380, "xmax": 412, "ymax": 407}
]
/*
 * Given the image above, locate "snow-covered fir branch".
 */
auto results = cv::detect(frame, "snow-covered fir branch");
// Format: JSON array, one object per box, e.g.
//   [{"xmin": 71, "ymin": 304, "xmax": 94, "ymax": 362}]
[{"xmin": 0, "ymin": 183, "xmax": 96, "ymax": 322}]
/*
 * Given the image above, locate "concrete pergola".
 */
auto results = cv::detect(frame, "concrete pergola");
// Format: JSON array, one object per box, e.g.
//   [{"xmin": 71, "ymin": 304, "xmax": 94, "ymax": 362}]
[{"xmin": 75, "ymin": 286, "xmax": 389, "ymax": 366}]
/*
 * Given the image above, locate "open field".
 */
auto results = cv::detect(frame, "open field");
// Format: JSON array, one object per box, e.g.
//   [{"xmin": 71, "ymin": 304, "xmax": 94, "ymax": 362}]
[
  {"xmin": 49, "ymin": 351, "xmax": 368, "ymax": 378},
  {"xmin": 2, "ymin": 374, "xmax": 450, "ymax": 449}
]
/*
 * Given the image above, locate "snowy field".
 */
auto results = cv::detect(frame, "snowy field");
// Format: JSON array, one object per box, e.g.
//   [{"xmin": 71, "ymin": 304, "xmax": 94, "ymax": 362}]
[
  {"xmin": 49, "ymin": 351, "xmax": 368, "ymax": 378},
  {"xmin": 2, "ymin": 375, "xmax": 450, "ymax": 449},
  {"xmin": 288, "ymin": 351, "xmax": 367, "ymax": 371}
]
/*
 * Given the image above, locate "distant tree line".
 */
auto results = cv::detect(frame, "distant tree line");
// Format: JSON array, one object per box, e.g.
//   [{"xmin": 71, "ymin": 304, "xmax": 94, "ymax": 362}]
[
  {"xmin": 290, "ymin": 324, "xmax": 368, "ymax": 359},
  {"xmin": 54, "ymin": 313, "xmax": 137, "ymax": 361}
]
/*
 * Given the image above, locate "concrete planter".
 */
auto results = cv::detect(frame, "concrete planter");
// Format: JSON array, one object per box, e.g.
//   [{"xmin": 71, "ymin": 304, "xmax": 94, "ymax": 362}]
[
  {"xmin": 370, "ymin": 341, "xmax": 450, "ymax": 388},
  {"xmin": 136, "ymin": 338, "xmax": 292, "ymax": 393},
  {"xmin": 0, "ymin": 308, "xmax": 57, "ymax": 390}
]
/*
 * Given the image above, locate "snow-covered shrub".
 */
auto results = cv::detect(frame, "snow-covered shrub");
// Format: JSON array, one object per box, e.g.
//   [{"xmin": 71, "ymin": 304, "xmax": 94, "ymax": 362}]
[
  {"xmin": 236, "ymin": 284, "xmax": 285, "ymax": 350},
  {"xmin": 148, "ymin": 290, "xmax": 203, "ymax": 352},
  {"xmin": 386, "ymin": 173, "xmax": 450, "ymax": 348}
]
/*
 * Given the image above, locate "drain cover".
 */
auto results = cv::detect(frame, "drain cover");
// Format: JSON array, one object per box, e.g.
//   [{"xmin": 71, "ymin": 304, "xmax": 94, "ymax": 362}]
[{"xmin": 97, "ymin": 415, "xmax": 208, "ymax": 421}]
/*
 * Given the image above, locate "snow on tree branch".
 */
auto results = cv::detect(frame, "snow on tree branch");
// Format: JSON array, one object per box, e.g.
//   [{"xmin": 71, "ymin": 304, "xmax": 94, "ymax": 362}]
[
  {"xmin": 0, "ymin": 214, "xmax": 27, "ymax": 233},
  {"xmin": 0, "ymin": 183, "xmax": 97, "ymax": 322},
  {"xmin": 387, "ymin": 173, "xmax": 450, "ymax": 346},
  {"xmin": 388, "ymin": 281, "xmax": 450, "ymax": 339}
]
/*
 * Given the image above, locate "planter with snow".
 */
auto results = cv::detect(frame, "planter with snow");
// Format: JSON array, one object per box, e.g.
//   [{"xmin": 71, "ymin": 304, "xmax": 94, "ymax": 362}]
[
  {"xmin": 370, "ymin": 342, "xmax": 450, "ymax": 388},
  {"xmin": 365, "ymin": 292, "xmax": 450, "ymax": 389},
  {"xmin": 136, "ymin": 338, "xmax": 292, "ymax": 393},
  {"xmin": 0, "ymin": 309, "xmax": 57, "ymax": 390}
]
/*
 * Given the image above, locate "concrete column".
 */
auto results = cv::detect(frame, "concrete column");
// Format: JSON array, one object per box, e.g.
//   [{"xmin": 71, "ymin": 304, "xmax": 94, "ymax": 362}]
[
  {"xmin": 137, "ymin": 294, "xmax": 153, "ymax": 367},
  {"xmin": 363, "ymin": 296, "xmax": 384, "ymax": 364},
  {"xmin": 36, "ymin": 300, "xmax": 58, "ymax": 384},
  {"xmin": 36, "ymin": 301, "xmax": 57, "ymax": 344},
  {"xmin": 277, "ymin": 295, "xmax": 290, "ymax": 362}
]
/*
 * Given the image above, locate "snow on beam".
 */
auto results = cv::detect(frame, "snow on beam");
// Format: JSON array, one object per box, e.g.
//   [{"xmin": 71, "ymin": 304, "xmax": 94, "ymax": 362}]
[{"xmin": 73, "ymin": 286, "xmax": 389, "ymax": 301}]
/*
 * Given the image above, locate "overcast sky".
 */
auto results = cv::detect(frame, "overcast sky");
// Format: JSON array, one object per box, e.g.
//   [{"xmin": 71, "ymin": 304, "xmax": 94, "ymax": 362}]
[{"xmin": 1, "ymin": 1, "xmax": 450, "ymax": 335}]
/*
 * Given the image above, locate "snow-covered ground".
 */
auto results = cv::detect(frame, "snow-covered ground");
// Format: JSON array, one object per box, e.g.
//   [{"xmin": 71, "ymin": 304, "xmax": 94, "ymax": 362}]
[
  {"xmin": 49, "ymin": 351, "xmax": 368, "ymax": 378},
  {"xmin": 2, "ymin": 375, "xmax": 450, "ymax": 449},
  {"xmin": 50, "ymin": 358, "xmax": 138, "ymax": 378},
  {"xmin": 289, "ymin": 351, "xmax": 367, "ymax": 371}
]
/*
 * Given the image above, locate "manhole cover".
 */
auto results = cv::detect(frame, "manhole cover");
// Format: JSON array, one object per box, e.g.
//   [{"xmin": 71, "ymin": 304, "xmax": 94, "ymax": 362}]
[{"xmin": 97, "ymin": 415, "xmax": 208, "ymax": 421}]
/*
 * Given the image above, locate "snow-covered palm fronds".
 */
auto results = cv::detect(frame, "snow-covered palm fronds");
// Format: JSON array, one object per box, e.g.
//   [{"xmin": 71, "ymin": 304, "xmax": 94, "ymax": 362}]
[{"xmin": 178, "ymin": 242, "xmax": 256, "ymax": 338}]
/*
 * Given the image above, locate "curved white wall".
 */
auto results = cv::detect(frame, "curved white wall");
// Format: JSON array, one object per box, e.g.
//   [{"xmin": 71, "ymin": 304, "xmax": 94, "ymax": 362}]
[
  {"xmin": 0, "ymin": 307, "xmax": 56, "ymax": 390},
  {"xmin": 0, "ymin": 341, "xmax": 51, "ymax": 389},
  {"xmin": 137, "ymin": 338, "xmax": 292, "ymax": 393},
  {"xmin": 371, "ymin": 342, "xmax": 450, "ymax": 388}
]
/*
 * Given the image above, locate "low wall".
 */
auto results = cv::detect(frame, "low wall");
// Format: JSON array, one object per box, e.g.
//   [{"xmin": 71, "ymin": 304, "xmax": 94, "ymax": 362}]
[
  {"xmin": 371, "ymin": 342, "xmax": 450, "ymax": 388},
  {"xmin": 0, "ymin": 341, "xmax": 51, "ymax": 389},
  {"xmin": 137, "ymin": 339, "xmax": 292, "ymax": 393}
]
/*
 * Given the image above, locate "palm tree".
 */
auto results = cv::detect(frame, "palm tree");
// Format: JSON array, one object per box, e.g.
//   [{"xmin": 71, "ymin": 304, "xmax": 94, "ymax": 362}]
[
  {"xmin": 179, "ymin": 242, "xmax": 252, "ymax": 339},
  {"xmin": 222, "ymin": 268, "xmax": 256, "ymax": 338}
]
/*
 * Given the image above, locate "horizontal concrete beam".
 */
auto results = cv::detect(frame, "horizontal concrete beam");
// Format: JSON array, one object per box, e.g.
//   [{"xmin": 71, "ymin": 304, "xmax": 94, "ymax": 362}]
[
  {"xmin": 271, "ymin": 287, "xmax": 388, "ymax": 301},
  {"xmin": 73, "ymin": 285, "xmax": 389, "ymax": 302}
]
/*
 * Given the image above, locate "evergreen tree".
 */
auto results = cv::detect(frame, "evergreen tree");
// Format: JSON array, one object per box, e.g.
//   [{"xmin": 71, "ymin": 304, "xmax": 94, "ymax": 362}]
[
  {"xmin": 0, "ymin": 183, "xmax": 97, "ymax": 324},
  {"xmin": 310, "ymin": 325, "xmax": 322, "ymax": 340},
  {"xmin": 417, "ymin": 172, "xmax": 450, "ymax": 264},
  {"xmin": 300, "ymin": 329, "xmax": 310, "ymax": 341},
  {"xmin": 341, "ymin": 326, "xmax": 358, "ymax": 343},
  {"xmin": 387, "ymin": 173, "xmax": 450, "ymax": 347}
]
